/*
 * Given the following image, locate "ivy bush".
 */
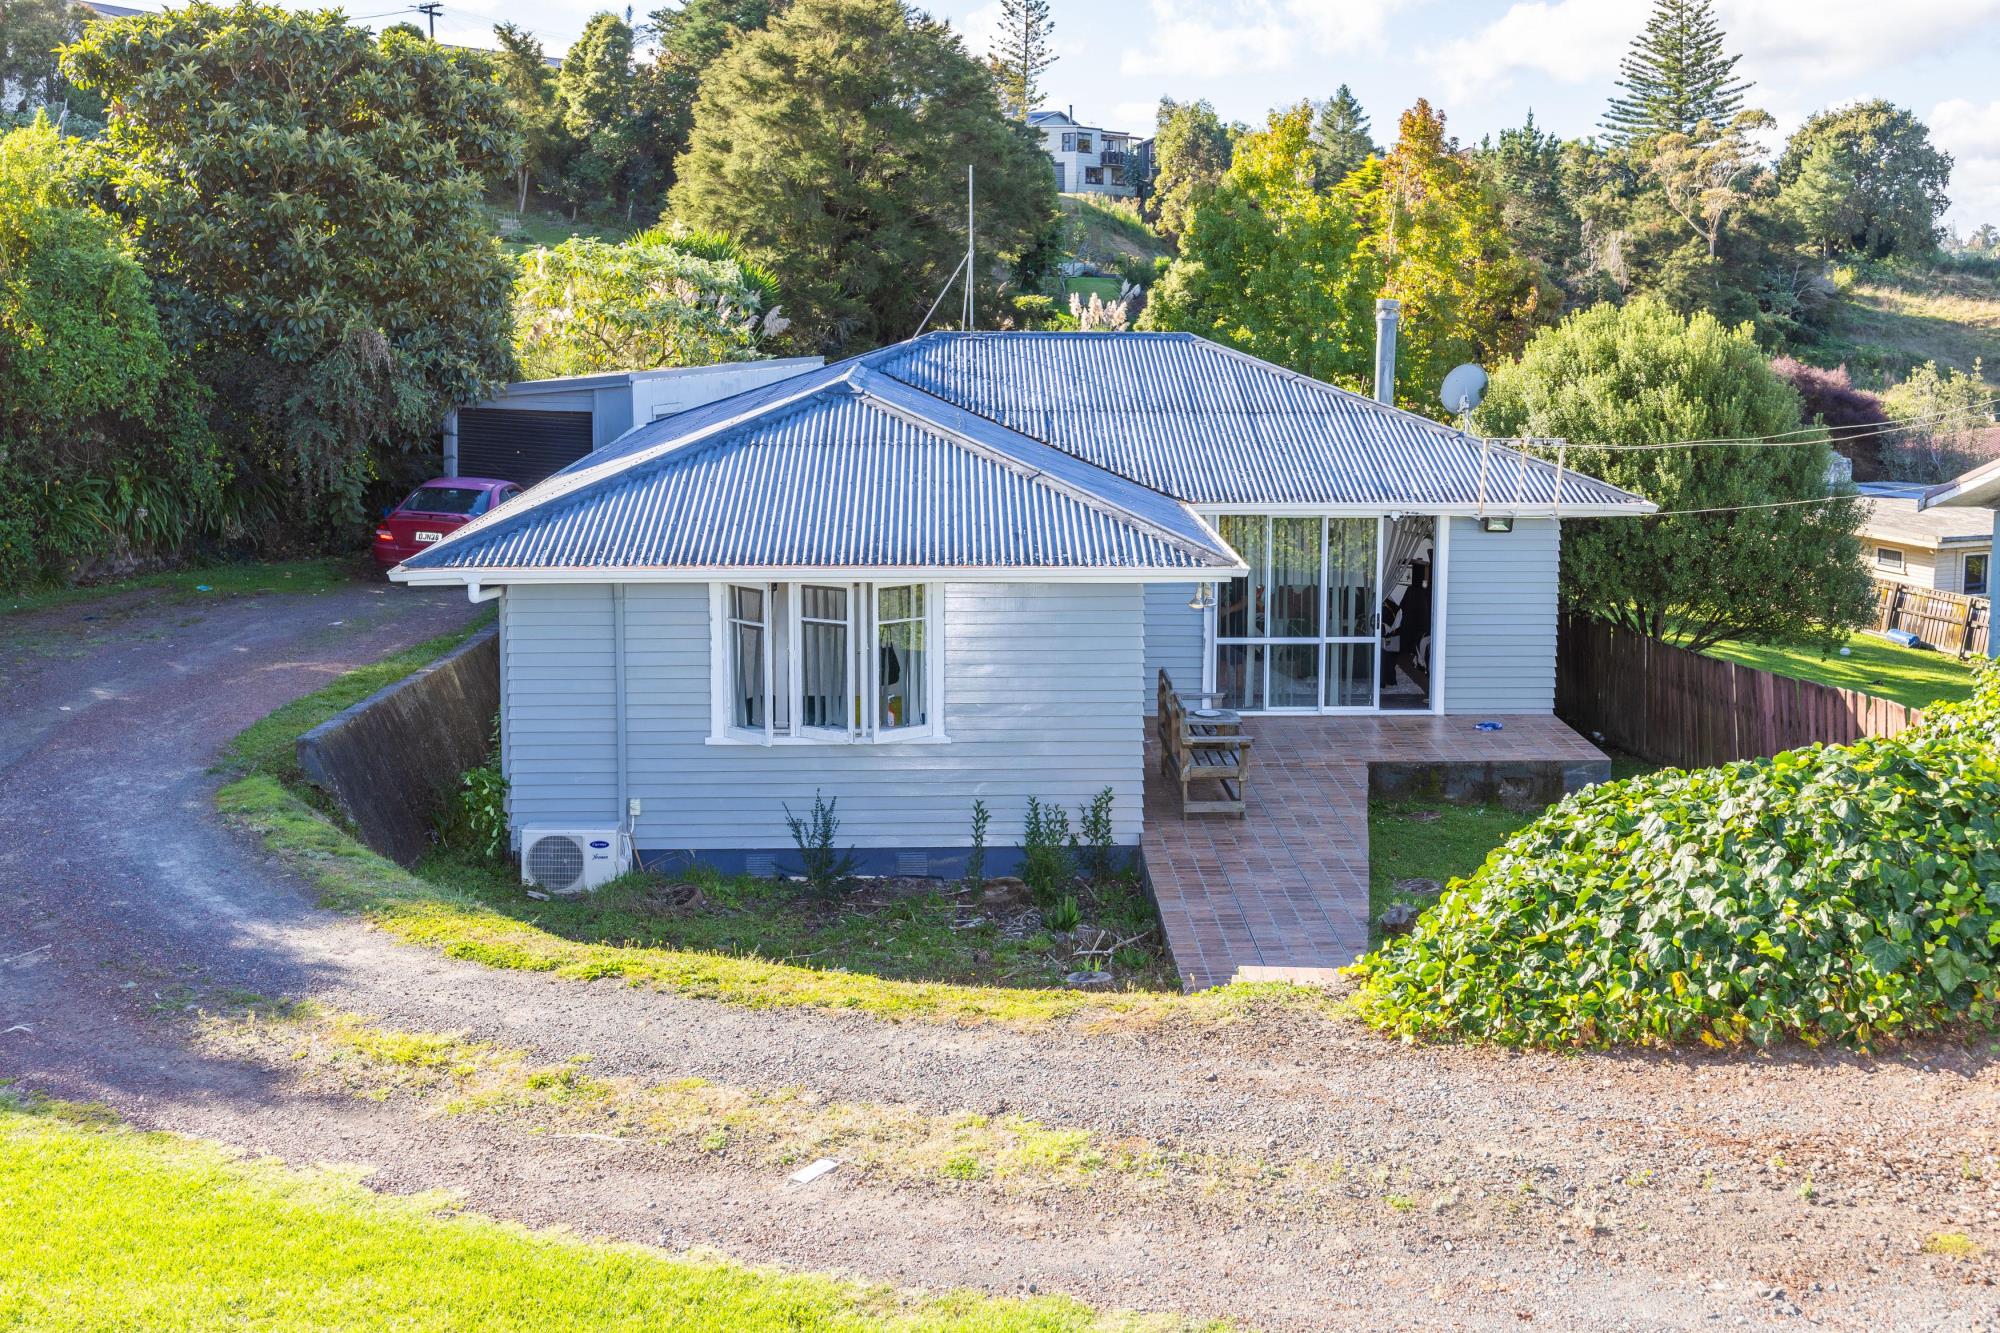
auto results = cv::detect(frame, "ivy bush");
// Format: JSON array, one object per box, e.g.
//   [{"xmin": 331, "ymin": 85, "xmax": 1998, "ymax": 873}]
[{"xmin": 1350, "ymin": 669, "xmax": 2000, "ymax": 1050}]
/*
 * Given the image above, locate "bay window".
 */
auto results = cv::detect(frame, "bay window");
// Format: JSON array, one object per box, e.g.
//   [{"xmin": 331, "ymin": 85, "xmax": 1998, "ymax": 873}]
[{"xmin": 714, "ymin": 581, "xmax": 940, "ymax": 743}]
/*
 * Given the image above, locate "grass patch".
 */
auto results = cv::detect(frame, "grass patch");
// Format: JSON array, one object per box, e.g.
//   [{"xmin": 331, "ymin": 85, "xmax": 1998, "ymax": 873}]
[
  {"xmin": 0, "ymin": 1094, "xmax": 1200, "ymax": 1331},
  {"xmin": 1815, "ymin": 262, "xmax": 2000, "ymax": 389},
  {"xmin": 1367, "ymin": 800, "xmax": 1541, "ymax": 943},
  {"xmin": 1696, "ymin": 631, "xmax": 1976, "ymax": 710},
  {"xmin": 1061, "ymin": 275, "xmax": 1126, "ymax": 304},
  {"xmin": 483, "ymin": 202, "xmax": 641, "ymax": 258},
  {"xmin": 1922, "ymin": 1231, "xmax": 1981, "ymax": 1259},
  {"xmin": 197, "ymin": 1006, "xmax": 1339, "ymax": 1208},
  {"xmin": 3, "ymin": 558, "xmax": 353, "ymax": 620},
  {"xmin": 419, "ymin": 853, "xmax": 1180, "ymax": 993}
]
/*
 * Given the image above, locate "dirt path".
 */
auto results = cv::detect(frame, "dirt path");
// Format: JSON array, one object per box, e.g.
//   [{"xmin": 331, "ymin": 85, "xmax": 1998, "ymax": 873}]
[{"xmin": 2, "ymin": 578, "xmax": 1997, "ymax": 1330}]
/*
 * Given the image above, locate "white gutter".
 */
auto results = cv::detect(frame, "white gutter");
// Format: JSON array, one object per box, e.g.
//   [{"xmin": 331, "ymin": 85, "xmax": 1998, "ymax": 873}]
[{"xmin": 393, "ymin": 562, "xmax": 1249, "ymax": 588}]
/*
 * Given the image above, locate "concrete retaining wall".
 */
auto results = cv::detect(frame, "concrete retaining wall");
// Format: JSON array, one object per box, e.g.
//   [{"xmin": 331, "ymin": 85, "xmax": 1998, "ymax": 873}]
[{"xmin": 297, "ymin": 628, "xmax": 499, "ymax": 866}]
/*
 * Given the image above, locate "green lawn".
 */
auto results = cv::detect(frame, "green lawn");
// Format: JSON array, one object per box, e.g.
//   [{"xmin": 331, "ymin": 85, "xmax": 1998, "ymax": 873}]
[
  {"xmin": 2, "ymin": 558, "xmax": 353, "ymax": 620},
  {"xmin": 1062, "ymin": 275, "xmax": 1125, "ymax": 305},
  {"xmin": 1699, "ymin": 631, "xmax": 1979, "ymax": 710},
  {"xmin": 0, "ymin": 1097, "xmax": 1189, "ymax": 1332},
  {"xmin": 483, "ymin": 202, "xmax": 641, "ymax": 257}
]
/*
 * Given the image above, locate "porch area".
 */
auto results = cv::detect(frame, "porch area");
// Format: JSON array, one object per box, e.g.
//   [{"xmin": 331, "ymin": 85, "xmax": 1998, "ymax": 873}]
[{"xmin": 1142, "ymin": 713, "xmax": 1611, "ymax": 991}]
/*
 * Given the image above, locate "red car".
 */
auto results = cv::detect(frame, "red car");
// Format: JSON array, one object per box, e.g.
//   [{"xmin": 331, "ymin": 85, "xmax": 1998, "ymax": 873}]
[{"xmin": 373, "ymin": 477, "xmax": 521, "ymax": 572}]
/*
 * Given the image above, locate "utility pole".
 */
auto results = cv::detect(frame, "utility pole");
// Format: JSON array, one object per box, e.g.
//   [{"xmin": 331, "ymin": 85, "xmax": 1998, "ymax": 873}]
[
  {"xmin": 963, "ymin": 165, "xmax": 975, "ymax": 332},
  {"xmin": 416, "ymin": 2, "xmax": 442, "ymax": 39}
]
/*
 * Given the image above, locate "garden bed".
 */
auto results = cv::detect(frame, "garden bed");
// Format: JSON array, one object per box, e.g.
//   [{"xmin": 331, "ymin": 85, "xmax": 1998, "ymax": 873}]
[{"xmin": 419, "ymin": 855, "xmax": 1180, "ymax": 993}]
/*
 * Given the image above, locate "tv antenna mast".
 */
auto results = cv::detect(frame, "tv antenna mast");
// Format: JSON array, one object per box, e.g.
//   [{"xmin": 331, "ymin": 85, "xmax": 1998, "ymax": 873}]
[{"xmin": 961, "ymin": 164, "xmax": 975, "ymax": 331}]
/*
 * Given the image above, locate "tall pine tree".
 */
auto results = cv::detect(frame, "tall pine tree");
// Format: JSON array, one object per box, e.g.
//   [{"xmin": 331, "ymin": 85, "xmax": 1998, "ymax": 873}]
[
  {"xmin": 987, "ymin": 0, "xmax": 1054, "ymax": 121},
  {"xmin": 1601, "ymin": 0, "xmax": 1750, "ymax": 147},
  {"xmin": 1311, "ymin": 84, "xmax": 1375, "ymax": 186}
]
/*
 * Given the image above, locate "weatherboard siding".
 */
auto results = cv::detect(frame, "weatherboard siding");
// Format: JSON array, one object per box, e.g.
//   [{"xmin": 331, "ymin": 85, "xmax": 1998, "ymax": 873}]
[
  {"xmin": 1441, "ymin": 517, "xmax": 1560, "ymax": 715},
  {"xmin": 499, "ymin": 581, "xmax": 1145, "ymax": 857},
  {"xmin": 1143, "ymin": 582, "xmax": 1206, "ymax": 712}
]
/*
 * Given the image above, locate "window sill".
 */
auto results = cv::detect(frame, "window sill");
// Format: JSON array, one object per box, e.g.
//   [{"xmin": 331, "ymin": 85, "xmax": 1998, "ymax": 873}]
[{"xmin": 704, "ymin": 732, "xmax": 952, "ymax": 748}]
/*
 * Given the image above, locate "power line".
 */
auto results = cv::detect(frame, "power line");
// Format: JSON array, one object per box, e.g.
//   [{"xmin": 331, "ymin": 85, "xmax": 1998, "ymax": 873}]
[{"xmin": 1509, "ymin": 394, "xmax": 2000, "ymax": 455}]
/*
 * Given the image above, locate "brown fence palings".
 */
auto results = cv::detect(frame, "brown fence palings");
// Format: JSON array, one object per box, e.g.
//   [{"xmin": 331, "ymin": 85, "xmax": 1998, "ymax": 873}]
[
  {"xmin": 1873, "ymin": 580, "xmax": 1991, "ymax": 657},
  {"xmin": 1555, "ymin": 616, "xmax": 1924, "ymax": 769}
]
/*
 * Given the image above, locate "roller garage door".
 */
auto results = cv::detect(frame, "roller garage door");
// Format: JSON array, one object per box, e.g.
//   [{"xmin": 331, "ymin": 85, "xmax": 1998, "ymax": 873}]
[{"xmin": 458, "ymin": 408, "xmax": 593, "ymax": 486}]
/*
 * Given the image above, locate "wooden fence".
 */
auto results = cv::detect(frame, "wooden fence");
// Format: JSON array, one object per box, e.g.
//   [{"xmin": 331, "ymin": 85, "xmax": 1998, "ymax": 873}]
[
  {"xmin": 1873, "ymin": 580, "xmax": 1990, "ymax": 658},
  {"xmin": 1556, "ymin": 616, "xmax": 1923, "ymax": 769}
]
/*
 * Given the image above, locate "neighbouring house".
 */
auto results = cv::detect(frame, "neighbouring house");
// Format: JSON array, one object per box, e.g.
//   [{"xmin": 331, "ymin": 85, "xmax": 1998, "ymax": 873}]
[
  {"xmin": 446, "ymin": 359, "xmax": 822, "ymax": 487},
  {"xmin": 1028, "ymin": 107, "xmax": 1138, "ymax": 197},
  {"xmin": 1920, "ymin": 457, "xmax": 2000, "ymax": 658},
  {"xmin": 1856, "ymin": 483, "xmax": 1992, "ymax": 597},
  {"xmin": 390, "ymin": 331, "xmax": 1652, "ymax": 878}
]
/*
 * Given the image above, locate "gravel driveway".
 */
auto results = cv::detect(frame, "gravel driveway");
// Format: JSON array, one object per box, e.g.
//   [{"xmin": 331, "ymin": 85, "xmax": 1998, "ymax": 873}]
[{"xmin": 2, "ymin": 576, "xmax": 1997, "ymax": 1331}]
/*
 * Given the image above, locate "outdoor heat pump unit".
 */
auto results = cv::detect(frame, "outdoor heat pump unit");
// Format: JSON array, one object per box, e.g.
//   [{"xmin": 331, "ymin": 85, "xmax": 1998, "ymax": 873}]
[{"xmin": 520, "ymin": 827, "xmax": 631, "ymax": 895}]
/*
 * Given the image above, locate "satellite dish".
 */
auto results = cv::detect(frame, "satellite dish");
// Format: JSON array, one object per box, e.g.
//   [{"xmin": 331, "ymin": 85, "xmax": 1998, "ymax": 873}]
[{"xmin": 1440, "ymin": 363, "xmax": 1488, "ymax": 416}]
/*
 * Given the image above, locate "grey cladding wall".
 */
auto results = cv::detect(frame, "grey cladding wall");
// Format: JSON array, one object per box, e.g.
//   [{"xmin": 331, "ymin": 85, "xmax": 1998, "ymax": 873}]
[
  {"xmin": 499, "ymin": 582, "xmax": 1147, "ymax": 864},
  {"xmin": 1143, "ymin": 582, "xmax": 1205, "ymax": 712},
  {"xmin": 1441, "ymin": 517, "xmax": 1559, "ymax": 714}
]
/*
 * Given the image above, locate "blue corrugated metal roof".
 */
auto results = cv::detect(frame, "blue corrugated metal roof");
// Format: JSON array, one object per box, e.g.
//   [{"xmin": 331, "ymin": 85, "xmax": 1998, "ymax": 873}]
[
  {"xmin": 867, "ymin": 332, "xmax": 1649, "ymax": 511},
  {"xmin": 397, "ymin": 365, "xmax": 1241, "ymax": 576}
]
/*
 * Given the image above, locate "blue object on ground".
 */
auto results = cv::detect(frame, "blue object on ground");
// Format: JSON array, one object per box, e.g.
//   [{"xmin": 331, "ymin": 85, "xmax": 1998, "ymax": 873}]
[
  {"xmin": 1474, "ymin": 720, "xmax": 1504, "ymax": 732},
  {"xmin": 195, "ymin": 584, "xmax": 213, "ymax": 591},
  {"xmin": 1873, "ymin": 627, "xmax": 1921, "ymax": 649}
]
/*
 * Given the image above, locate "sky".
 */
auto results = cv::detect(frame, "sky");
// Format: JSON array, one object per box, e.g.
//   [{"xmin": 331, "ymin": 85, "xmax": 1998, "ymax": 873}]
[{"xmin": 324, "ymin": 0, "xmax": 2000, "ymax": 231}]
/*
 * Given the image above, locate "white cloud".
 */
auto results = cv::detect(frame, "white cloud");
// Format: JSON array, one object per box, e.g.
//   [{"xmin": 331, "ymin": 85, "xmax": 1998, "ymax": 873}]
[
  {"xmin": 1932, "ymin": 98, "xmax": 2000, "ymax": 229},
  {"xmin": 1425, "ymin": 0, "xmax": 1997, "ymax": 116},
  {"xmin": 1119, "ymin": 0, "xmax": 1407, "ymax": 80},
  {"xmin": 1426, "ymin": 0, "xmax": 1647, "ymax": 103},
  {"xmin": 1720, "ymin": 1, "xmax": 2000, "ymax": 81}
]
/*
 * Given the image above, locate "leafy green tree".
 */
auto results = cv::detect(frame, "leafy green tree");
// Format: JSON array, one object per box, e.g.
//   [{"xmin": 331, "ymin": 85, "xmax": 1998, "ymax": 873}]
[
  {"xmin": 1477, "ymin": 114, "xmax": 1589, "ymax": 300},
  {"xmin": 668, "ymin": 0, "xmax": 1058, "ymax": 355},
  {"xmin": 62, "ymin": 3, "xmax": 520, "ymax": 535},
  {"xmin": 1148, "ymin": 97, "xmax": 1232, "ymax": 245},
  {"xmin": 1140, "ymin": 105, "xmax": 1373, "ymax": 387},
  {"xmin": 1879, "ymin": 359, "xmax": 1995, "ymax": 482},
  {"xmin": 638, "ymin": 0, "xmax": 783, "ymax": 179},
  {"xmin": 1776, "ymin": 101, "xmax": 1952, "ymax": 260},
  {"xmin": 987, "ymin": 0, "xmax": 1054, "ymax": 122},
  {"xmin": 1602, "ymin": 0, "xmax": 1750, "ymax": 148},
  {"xmin": 1310, "ymin": 84, "xmax": 1374, "ymax": 186},
  {"xmin": 1477, "ymin": 298, "xmax": 1871, "ymax": 651},
  {"xmin": 557, "ymin": 11, "xmax": 653, "ymax": 217},
  {"xmin": 512, "ymin": 226, "xmax": 787, "ymax": 378},
  {"xmin": 0, "ymin": 118, "xmax": 220, "ymax": 584},
  {"xmin": 1, "ymin": 0, "xmax": 84, "ymax": 114},
  {"xmin": 491, "ymin": 22, "xmax": 565, "ymax": 214}
]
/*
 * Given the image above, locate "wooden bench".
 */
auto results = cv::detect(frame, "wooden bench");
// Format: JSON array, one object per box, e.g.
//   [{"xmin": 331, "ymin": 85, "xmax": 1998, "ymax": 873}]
[{"xmin": 1156, "ymin": 670, "xmax": 1254, "ymax": 816}]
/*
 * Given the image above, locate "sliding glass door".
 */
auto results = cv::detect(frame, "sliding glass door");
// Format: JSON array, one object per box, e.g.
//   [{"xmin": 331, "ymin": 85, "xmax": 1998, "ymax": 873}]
[{"xmin": 1213, "ymin": 515, "xmax": 1382, "ymax": 713}]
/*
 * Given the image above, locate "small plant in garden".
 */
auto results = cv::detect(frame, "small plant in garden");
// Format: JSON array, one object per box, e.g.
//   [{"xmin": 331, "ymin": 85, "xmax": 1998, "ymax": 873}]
[
  {"xmin": 1043, "ymin": 894, "xmax": 1082, "ymax": 934},
  {"xmin": 964, "ymin": 798, "xmax": 989, "ymax": 895},
  {"xmin": 783, "ymin": 790, "xmax": 856, "ymax": 898},
  {"xmin": 1021, "ymin": 797, "xmax": 1075, "ymax": 908},
  {"xmin": 1349, "ymin": 665, "xmax": 2000, "ymax": 1050},
  {"xmin": 1076, "ymin": 787, "xmax": 1119, "ymax": 883}
]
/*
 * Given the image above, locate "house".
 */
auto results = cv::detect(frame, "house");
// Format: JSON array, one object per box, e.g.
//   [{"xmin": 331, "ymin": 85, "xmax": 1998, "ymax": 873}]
[
  {"xmin": 1919, "ymin": 457, "xmax": 2000, "ymax": 658},
  {"xmin": 390, "ymin": 331, "xmax": 1652, "ymax": 877},
  {"xmin": 447, "ymin": 359, "xmax": 822, "ymax": 487},
  {"xmin": 1855, "ymin": 483, "xmax": 1992, "ymax": 597},
  {"xmin": 1028, "ymin": 108, "xmax": 1137, "ymax": 197}
]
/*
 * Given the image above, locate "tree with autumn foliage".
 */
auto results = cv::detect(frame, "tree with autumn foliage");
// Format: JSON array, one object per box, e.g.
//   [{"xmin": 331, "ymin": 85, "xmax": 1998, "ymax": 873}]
[
  {"xmin": 1143, "ymin": 100, "xmax": 1553, "ymax": 412},
  {"xmin": 1345, "ymin": 100, "xmax": 1559, "ymax": 407}
]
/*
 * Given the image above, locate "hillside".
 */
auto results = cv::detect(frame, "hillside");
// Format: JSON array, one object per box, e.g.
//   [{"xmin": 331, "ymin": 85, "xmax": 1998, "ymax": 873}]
[
  {"xmin": 1815, "ymin": 261, "xmax": 2000, "ymax": 389},
  {"xmin": 1059, "ymin": 193, "xmax": 1171, "ymax": 270}
]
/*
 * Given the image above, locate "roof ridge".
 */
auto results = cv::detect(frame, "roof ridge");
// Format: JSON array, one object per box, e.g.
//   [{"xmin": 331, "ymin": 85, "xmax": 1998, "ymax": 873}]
[{"xmin": 846, "ymin": 367, "xmax": 1237, "ymax": 569}]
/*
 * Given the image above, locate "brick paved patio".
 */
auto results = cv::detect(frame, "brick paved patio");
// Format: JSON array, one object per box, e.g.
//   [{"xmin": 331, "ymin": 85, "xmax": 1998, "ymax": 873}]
[{"xmin": 1143, "ymin": 713, "xmax": 1610, "ymax": 990}]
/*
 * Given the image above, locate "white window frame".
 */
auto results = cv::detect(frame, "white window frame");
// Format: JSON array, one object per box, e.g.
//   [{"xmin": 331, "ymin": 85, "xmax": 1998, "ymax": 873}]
[
  {"xmin": 709, "ymin": 581, "xmax": 947, "ymax": 746},
  {"xmin": 1875, "ymin": 546, "xmax": 1906, "ymax": 572}
]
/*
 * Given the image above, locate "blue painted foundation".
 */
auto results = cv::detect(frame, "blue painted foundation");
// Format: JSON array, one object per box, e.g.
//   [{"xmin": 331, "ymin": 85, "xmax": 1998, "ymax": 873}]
[{"xmin": 636, "ymin": 845, "xmax": 1138, "ymax": 880}]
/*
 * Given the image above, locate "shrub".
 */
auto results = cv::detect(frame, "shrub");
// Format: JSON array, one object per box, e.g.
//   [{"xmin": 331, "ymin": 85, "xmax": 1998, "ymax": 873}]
[
  {"xmin": 964, "ymin": 798, "xmax": 989, "ymax": 894},
  {"xmin": 1022, "ymin": 797, "xmax": 1075, "ymax": 908},
  {"xmin": 1076, "ymin": 787, "xmax": 1119, "ymax": 883},
  {"xmin": 1349, "ymin": 668, "xmax": 2000, "ymax": 1050},
  {"xmin": 436, "ymin": 763, "xmax": 510, "ymax": 863},
  {"xmin": 783, "ymin": 789, "xmax": 856, "ymax": 897},
  {"xmin": 1043, "ymin": 894, "xmax": 1082, "ymax": 934},
  {"xmin": 1769, "ymin": 356, "xmax": 1890, "ymax": 480}
]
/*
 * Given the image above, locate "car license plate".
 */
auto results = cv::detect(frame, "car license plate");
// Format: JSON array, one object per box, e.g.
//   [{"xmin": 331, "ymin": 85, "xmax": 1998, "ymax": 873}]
[{"xmin": 414, "ymin": 530, "xmax": 443, "ymax": 543}]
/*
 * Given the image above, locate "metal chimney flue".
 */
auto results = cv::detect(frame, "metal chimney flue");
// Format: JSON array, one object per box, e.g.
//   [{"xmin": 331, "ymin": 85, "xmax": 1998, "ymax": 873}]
[{"xmin": 1373, "ymin": 298, "xmax": 1400, "ymax": 406}]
